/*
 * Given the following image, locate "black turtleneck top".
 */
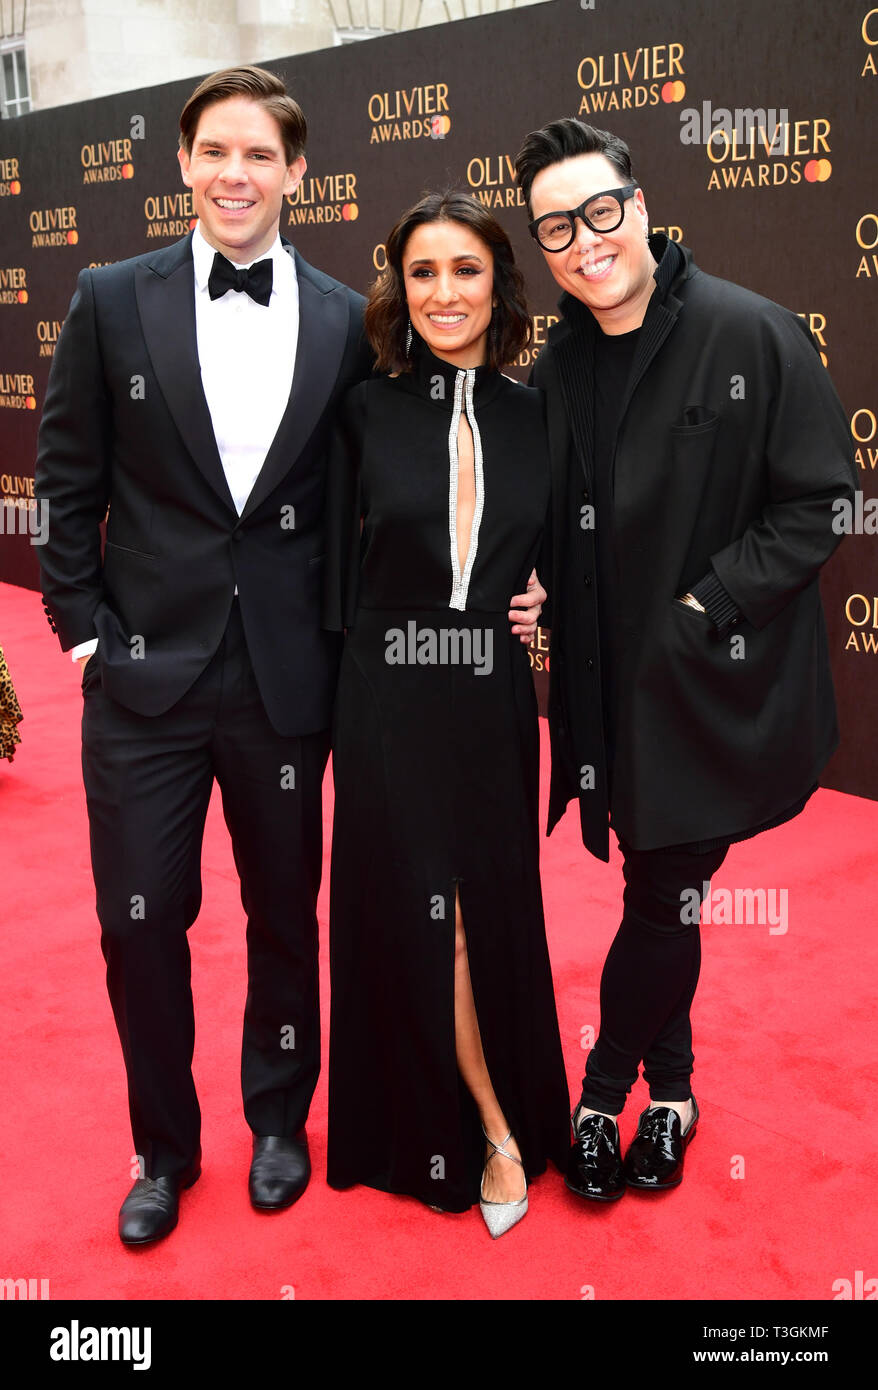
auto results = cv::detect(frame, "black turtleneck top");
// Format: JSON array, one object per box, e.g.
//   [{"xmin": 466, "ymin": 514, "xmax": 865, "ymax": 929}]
[
  {"xmin": 592, "ymin": 323, "xmax": 640, "ymax": 755},
  {"xmin": 324, "ymin": 334, "xmax": 551, "ymax": 630}
]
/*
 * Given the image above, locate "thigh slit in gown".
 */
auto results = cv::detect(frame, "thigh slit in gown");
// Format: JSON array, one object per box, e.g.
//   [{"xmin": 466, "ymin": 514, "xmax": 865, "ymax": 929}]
[{"xmin": 324, "ymin": 336, "xmax": 570, "ymax": 1212}]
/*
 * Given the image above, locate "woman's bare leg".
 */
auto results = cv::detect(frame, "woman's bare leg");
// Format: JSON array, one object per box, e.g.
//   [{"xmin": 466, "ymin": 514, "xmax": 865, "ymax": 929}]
[{"xmin": 453, "ymin": 888, "xmax": 525, "ymax": 1202}]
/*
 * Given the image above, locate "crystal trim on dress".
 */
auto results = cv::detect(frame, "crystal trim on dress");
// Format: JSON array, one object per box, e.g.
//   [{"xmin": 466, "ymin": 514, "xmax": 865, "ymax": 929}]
[{"xmin": 448, "ymin": 368, "xmax": 485, "ymax": 611}]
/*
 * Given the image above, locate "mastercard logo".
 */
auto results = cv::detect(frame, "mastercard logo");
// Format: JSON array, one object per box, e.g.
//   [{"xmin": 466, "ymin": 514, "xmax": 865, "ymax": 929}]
[
  {"xmin": 17, "ymin": 289, "xmax": 27, "ymax": 304},
  {"xmin": 189, "ymin": 217, "xmax": 198, "ymax": 229},
  {"xmin": 432, "ymin": 114, "xmax": 452, "ymax": 136},
  {"xmin": 803, "ymin": 159, "xmax": 831, "ymax": 183},
  {"xmin": 341, "ymin": 203, "xmax": 358, "ymax": 221},
  {"xmin": 9, "ymin": 180, "xmax": 21, "ymax": 195},
  {"xmin": 661, "ymin": 81, "xmax": 686, "ymax": 103},
  {"xmin": 25, "ymin": 395, "xmax": 36, "ymax": 410},
  {"xmin": 121, "ymin": 163, "xmax": 134, "ymax": 180},
  {"xmin": 66, "ymin": 229, "xmax": 78, "ymax": 244}
]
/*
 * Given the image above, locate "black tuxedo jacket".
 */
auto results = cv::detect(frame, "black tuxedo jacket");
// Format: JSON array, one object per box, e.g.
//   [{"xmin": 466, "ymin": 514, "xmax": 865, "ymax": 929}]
[{"xmin": 35, "ymin": 233, "xmax": 372, "ymax": 735}]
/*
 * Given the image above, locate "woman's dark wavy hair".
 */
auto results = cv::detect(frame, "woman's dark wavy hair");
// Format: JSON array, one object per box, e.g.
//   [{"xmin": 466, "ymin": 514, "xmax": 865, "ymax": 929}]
[{"xmin": 364, "ymin": 190, "xmax": 532, "ymax": 373}]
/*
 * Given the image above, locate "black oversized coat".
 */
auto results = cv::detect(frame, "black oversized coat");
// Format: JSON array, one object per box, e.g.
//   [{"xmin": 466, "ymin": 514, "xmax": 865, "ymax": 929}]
[{"xmin": 534, "ymin": 236, "xmax": 857, "ymax": 859}]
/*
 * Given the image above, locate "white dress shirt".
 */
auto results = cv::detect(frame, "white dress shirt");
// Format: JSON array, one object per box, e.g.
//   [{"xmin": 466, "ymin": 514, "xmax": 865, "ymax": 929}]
[{"xmin": 72, "ymin": 222, "xmax": 299, "ymax": 660}]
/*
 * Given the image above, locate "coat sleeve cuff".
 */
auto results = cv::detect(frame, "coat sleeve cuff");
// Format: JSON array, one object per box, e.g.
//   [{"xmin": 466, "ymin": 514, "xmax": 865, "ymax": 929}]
[{"xmin": 689, "ymin": 570, "xmax": 740, "ymax": 636}]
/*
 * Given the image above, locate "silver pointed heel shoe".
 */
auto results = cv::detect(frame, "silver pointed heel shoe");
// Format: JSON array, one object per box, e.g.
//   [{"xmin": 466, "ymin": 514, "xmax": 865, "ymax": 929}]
[{"xmin": 479, "ymin": 1126, "xmax": 528, "ymax": 1239}]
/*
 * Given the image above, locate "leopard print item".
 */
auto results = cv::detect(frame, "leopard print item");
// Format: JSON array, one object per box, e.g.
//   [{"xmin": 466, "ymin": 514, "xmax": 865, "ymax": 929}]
[{"xmin": 0, "ymin": 645, "xmax": 23, "ymax": 761}]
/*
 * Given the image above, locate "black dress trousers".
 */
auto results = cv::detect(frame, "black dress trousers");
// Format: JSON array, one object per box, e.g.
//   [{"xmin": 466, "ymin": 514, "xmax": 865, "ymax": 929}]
[{"xmin": 81, "ymin": 600, "xmax": 329, "ymax": 1181}]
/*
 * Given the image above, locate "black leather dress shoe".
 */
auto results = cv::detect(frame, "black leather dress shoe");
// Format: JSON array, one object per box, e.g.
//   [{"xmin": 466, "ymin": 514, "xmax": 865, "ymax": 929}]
[
  {"xmin": 249, "ymin": 1133, "xmax": 310, "ymax": 1210},
  {"xmin": 624, "ymin": 1096, "xmax": 699, "ymax": 1190},
  {"xmin": 565, "ymin": 1109, "xmax": 625, "ymax": 1202},
  {"xmin": 118, "ymin": 1160, "xmax": 201, "ymax": 1246}
]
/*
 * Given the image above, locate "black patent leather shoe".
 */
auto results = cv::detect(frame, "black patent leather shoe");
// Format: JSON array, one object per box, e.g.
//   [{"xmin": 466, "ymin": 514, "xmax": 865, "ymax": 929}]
[
  {"xmin": 249, "ymin": 1132, "xmax": 310, "ymax": 1210},
  {"xmin": 624, "ymin": 1096, "xmax": 699, "ymax": 1190},
  {"xmin": 565, "ymin": 1108, "xmax": 625, "ymax": 1202},
  {"xmin": 118, "ymin": 1160, "xmax": 201, "ymax": 1246}
]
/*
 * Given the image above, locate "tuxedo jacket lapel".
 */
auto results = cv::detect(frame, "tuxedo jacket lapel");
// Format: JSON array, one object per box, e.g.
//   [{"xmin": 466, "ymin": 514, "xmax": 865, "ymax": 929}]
[
  {"xmin": 135, "ymin": 236, "xmax": 350, "ymax": 521},
  {"xmin": 134, "ymin": 235, "xmax": 237, "ymax": 513},
  {"xmin": 240, "ymin": 245, "xmax": 349, "ymax": 520}
]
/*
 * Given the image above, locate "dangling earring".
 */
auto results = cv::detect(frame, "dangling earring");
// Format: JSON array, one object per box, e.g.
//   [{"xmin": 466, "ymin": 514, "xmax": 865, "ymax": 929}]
[{"xmin": 405, "ymin": 317, "xmax": 412, "ymax": 357}]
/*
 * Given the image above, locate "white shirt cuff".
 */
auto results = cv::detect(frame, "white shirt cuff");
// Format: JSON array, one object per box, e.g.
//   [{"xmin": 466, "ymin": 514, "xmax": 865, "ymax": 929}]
[{"xmin": 71, "ymin": 638, "xmax": 99, "ymax": 661}]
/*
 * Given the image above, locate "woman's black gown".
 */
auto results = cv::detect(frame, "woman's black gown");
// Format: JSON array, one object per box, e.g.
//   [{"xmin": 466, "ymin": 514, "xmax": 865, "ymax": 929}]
[{"xmin": 323, "ymin": 335, "xmax": 569, "ymax": 1212}]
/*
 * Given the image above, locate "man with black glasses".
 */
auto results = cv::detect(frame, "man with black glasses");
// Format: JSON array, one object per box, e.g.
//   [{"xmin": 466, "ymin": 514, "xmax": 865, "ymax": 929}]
[{"xmin": 514, "ymin": 118, "xmax": 855, "ymax": 1202}]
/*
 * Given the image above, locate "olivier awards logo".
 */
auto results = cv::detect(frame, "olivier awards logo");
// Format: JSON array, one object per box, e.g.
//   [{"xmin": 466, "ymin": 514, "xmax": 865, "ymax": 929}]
[
  {"xmin": 843, "ymin": 592, "xmax": 878, "ymax": 654},
  {"xmin": 704, "ymin": 114, "xmax": 831, "ymax": 190},
  {"xmin": 80, "ymin": 115, "xmax": 143, "ymax": 185},
  {"xmin": 144, "ymin": 191, "xmax": 196, "ymax": 239},
  {"xmin": 0, "ymin": 370, "xmax": 36, "ymax": 410},
  {"xmin": 513, "ymin": 312, "xmax": 559, "ymax": 371},
  {"xmin": 0, "ymin": 472, "xmax": 37, "ymax": 515},
  {"xmin": 0, "ymin": 473, "xmax": 46, "ymax": 546},
  {"xmin": 368, "ymin": 83, "xmax": 451, "ymax": 143},
  {"xmin": 286, "ymin": 173, "xmax": 358, "ymax": 226},
  {"xmin": 575, "ymin": 42, "xmax": 686, "ymax": 115},
  {"xmin": 856, "ymin": 212, "xmax": 878, "ymax": 277},
  {"xmin": 795, "ymin": 311, "xmax": 829, "ymax": 366},
  {"xmin": 466, "ymin": 156, "xmax": 524, "ymax": 211},
  {"xmin": 29, "ymin": 204, "xmax": 78, "ymax": 248},
  {"xmin": 0, "ymin": 156, "xmax": 21, "ymax": 197},
  {"xmin": 0, "ymin": 267, "xmax": 28, "ymax": 306},
  {"xmin": 851, "ymin": 406, "xmax": 877, "ymax": 471},
  {"xmin": 37, "ymin": 317, "xmax": 63, "ymax": 358},
  {"xmin": 862, "ymin": 8, "xmax": 877, "ymax": 75},
  {"xmin": 81, "ymin": 137, "xmax": 135, "ymax": 185},
  {"xmin": 528, "ymin": 625, "xmax": 550, "ymax": 674},
  {"xmin": 652, "ymin": 222, "xmax": 683, "ymax": 242}
]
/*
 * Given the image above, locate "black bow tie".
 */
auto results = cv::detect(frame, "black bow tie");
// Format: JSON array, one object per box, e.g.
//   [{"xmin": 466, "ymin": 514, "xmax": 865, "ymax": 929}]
[{"xmin": 207, "ymin": 252, "xmax": 273, "ymax": 306}]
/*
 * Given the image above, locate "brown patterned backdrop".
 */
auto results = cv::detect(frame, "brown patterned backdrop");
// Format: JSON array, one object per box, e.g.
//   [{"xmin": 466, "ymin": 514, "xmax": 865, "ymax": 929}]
[{"xmin": 0, "ymin": 0, "xmax": 874, "ymax": 797}]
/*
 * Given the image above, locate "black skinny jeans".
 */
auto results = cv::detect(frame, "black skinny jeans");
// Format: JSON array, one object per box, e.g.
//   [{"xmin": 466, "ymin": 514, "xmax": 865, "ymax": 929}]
[{"xmin": 579, "ymin": 836, "xmax": 729, "ymax": 1116}]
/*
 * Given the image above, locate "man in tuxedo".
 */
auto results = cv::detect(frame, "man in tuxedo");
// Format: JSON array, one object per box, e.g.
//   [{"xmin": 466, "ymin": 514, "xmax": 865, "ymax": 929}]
[
  {"xmin": 514, "ymin": 119, "xmax": 856, "ymax": 1202},
  {"xmin": 35, "ymin": 66, "xmax": 375, "ymax": 1245}
]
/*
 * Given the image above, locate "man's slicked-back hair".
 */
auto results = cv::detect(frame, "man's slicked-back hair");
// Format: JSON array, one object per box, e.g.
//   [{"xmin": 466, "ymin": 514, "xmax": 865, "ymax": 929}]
[
  {"xmin": 179, "ymin": 65, "xmax": 307, "ymax": 165},
  {"xmin": 514, "ymin": 118, "xmax": 635, "ymax": 215}
]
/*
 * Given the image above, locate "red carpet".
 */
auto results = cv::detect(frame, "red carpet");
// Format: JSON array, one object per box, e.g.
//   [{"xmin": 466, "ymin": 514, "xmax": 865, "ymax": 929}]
[{"xmin": 2, "ymin": 579, "xmax": 876, "ymax": 1301}]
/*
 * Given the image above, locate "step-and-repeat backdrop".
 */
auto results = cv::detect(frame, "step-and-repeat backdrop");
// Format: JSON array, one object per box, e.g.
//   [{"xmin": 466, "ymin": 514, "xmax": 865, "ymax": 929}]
[{"xmin": 0, "ymin": 0, "xmax": 875, "ymax": 797}]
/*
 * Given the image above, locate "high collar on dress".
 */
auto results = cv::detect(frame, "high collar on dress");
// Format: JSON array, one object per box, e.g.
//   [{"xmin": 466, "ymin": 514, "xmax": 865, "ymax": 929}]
[{"xmin": 400, "ymin": 327, "xmax": 503, "ymax": 409}]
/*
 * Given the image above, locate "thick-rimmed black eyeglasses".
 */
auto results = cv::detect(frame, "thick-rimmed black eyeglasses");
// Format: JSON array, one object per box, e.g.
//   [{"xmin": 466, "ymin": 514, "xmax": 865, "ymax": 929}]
[{"xmin": 528, "ymin": 184, "xmax": 639, "ymax": 252}]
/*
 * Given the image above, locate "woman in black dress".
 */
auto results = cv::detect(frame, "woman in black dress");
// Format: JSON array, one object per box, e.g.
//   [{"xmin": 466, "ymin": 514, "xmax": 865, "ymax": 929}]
[{"xmin": 324, "ymin": 192, "xmax": 569, "ymax": 1236}]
